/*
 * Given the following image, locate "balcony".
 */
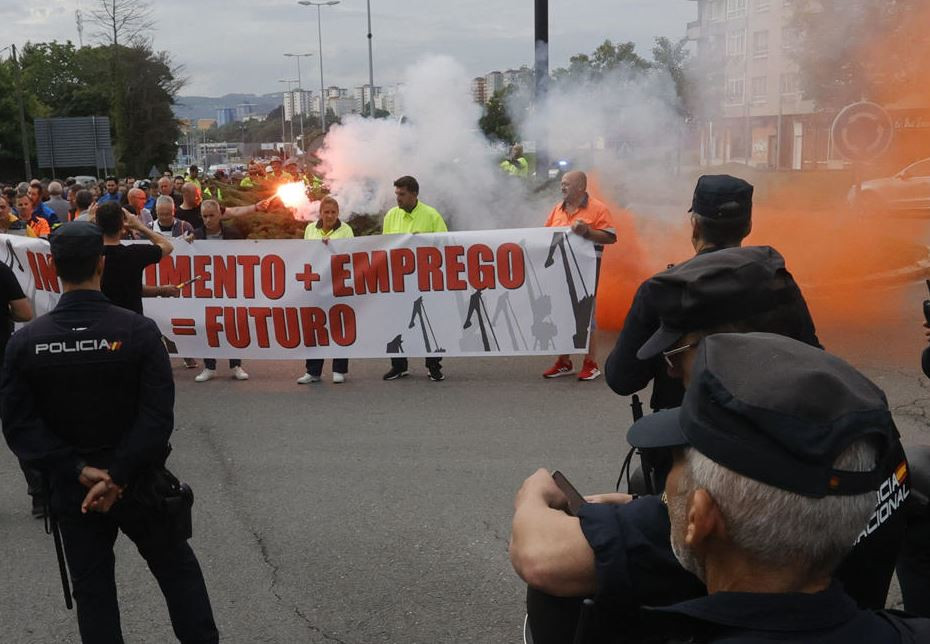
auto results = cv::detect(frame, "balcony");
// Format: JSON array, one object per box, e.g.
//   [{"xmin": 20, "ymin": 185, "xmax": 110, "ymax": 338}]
[{"xmin": 687, "ymin": 20, "xmax": 702, "ymax": 40}]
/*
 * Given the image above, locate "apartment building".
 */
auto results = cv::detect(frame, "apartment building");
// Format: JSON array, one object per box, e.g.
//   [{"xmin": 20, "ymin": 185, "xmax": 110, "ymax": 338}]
[{"xmin": 688, "ymin": 0, "xmax": 831, "ymax": 169}]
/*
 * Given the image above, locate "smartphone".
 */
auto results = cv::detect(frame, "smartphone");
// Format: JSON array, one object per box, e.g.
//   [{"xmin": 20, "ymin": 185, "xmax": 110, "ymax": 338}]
[{"xmin": 552, "ymin": 471, "xmax": 587, "ymax": 517}]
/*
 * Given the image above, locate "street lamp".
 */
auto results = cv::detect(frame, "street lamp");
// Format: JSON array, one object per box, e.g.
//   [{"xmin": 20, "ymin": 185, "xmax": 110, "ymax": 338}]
[
  {"xmin": 297, "ymin": 0, "xmax": 340, "ymax": 133},
  {"xmin": 278, "ymin": 79, "xmax": 299, "ymax": 157},
  {"xmin": 284, "ymin": 53, "xmax": 313, "ymax": 153},
  {"xmin": 366, "ymin": 0, "xmax": 375, "ymax": 117}
]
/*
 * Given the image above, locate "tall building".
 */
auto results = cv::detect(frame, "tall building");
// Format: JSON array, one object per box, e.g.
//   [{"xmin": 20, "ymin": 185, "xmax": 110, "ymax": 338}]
[
  {"xmin": 485, "ymin": 71, "xmax": 504, "ymax": 97},
  {"xmin": 216, "ymin": 107, "xmax": 236, "ymax": 127},
  {"xmin": 236, "ymin": 103, "xmax": 256, "ymax": 120},
  {"xmin": 502, "ymin": 67, "xmax": 533, "ymax": 90},
  {"xmin": 283, "ymin": 90, "xmax": 313, "ymax": 121},
  {"xmin": 353, "ymin": 85, "xmax": 383, "ymax": 114},
  {"xmin": 687, "ymin": 0, "xmax": 825, "ymax": 169},
  {"xmin": 471, "ymin": 77, "xmax": 488, "ymax": 105}
]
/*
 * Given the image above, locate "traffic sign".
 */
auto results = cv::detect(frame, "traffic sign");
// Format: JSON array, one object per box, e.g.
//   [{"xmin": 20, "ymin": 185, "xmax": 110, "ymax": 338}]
[{"xmin": 831, "ymin": 102, "xmax": 894, "ymax": 162}]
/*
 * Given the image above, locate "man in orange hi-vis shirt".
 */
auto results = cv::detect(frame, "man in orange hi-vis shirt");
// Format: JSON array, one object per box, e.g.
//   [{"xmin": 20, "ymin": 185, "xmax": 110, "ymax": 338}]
[{"xmin": 543, "ymin": 170, "xmax": 617, "ymax": 381}]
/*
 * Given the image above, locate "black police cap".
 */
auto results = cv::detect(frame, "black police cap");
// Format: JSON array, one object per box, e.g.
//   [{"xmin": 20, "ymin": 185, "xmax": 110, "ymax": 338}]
[
  {"xmin": 689, "ymin": 174, "xmax": 753, "ymax": 220},
  {"xmin": 49, "ymin": 222, "xmax": 104, "ymax": 260},
  {"xmin": 637, "ymin": 246, "xmax": 794, "ymax": 359},
  {"xmin": 628, "ymin": 333, "xmax": 899, "ymax": 498}
]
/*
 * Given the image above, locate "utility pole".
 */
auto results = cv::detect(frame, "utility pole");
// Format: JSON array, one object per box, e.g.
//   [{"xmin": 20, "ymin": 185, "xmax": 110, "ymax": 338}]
[
  {"xmin": 534, "ymin": 0, "xmax": 549, "ymax": 179},
  {"xmin": 10, "ymin": 45, "xmax": 32, "ymax": 180},
  {"xmin": 366, "ymin": 0, "xmax": 375, "ymax": 117}
]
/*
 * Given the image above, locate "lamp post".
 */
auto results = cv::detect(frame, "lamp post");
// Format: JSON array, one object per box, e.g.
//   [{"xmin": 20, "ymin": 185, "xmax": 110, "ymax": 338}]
[
  {"xmin": 284, "ymin": 53, "xmax": 313, "ymax": 153},
  {"xmin": 366, "ymin": 0, "xmax": 375, "ymax": 117},
  {"xmin": 297, "ymin": 0, "xmax": 340, "ymax": 133},
  {"xmin": 278, "ymin": 79, "xmax": 298, "ymax": 157}
]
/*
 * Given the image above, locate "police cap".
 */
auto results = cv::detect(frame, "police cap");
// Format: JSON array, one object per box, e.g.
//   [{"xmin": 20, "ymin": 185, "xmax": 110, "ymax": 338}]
[
  {"xmin": 689, "ymin": 174, "xmax": 753, "ymax": 221},
  {"xmin": 49, "ymin": 222, "xmax": 104, "ymax": 261},
  {"xmin": 628, "ymin": 332, "xmax": 900, "ymax": 498}
]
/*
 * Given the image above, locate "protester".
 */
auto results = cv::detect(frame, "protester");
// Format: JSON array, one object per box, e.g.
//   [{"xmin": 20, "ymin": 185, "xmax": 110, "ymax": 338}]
[
  {"xmin": 0, "ymin": 195, "xmax": 36, "ymax": 237},
  {"xmin": 97, "ymin": 201, "xmax": 176, "ymax": 315},
  {"xmin": 194, "ymin": 200, "xmax": 249, "ymax": 383},
  {"xmin": 126, "ymin": 187, "xmax": 154, "ymax": 229},
  {"xmin": 46, "ymin": 181, "xmax": 71, "ymax": 224},
  {"xmin": 297, "ymin": 196, "xmax": 353, "ymax": 385},
  {"xmin": 266, "ymin": 158, "xmax": 287, "ymax": 185},
  {"xmin": 185, "ymin": 165, "xmax": 202, "ymax": 191},
  {"xmin": 15, "ymin": 193, "xmax": 50, "ymax": 237},
  {"xmin": 72, "ymin": 190, "xmax": 95, "ymax": 222},
  {"xmin": 158, "ymin": 176, "xmax": 182, "ymax": 208},
  {"xmin": 381, "ymin": 175, "xmax": 448, "ymax": 382},
  {"xmin": 541, "ymin": 170, "xmax": 617, "ymax": 381},
  {"xmin": 178, "ymin": 182, "xmax": 204, "ymax": 234},
  {"xmin": 97, "ymin": 176, "xmax": 122, "ymax": 204},
  {"xmin": 149, "ymin": 195, "xmax": 195, "ymax": 239},
  {"xmin": 0, "ymin": 222, "xmax": 220, "ymax": 643},
  {"xmin": 500, "ymin": 144, "xmax": 529, "ymax": 178},
  {"xmin": 27, "ymin": 182, "xmax": 59, "ymax": 226},
  {"xmin": 625, "ymin": 333, "xmax": 929, "ymax": 641}
]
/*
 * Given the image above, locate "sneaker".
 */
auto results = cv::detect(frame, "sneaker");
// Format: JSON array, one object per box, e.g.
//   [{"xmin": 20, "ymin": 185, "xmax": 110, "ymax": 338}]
[
  {"xmin": 578, "ymin": 360, "xmax": 601, "ymax": 381},
  {"xmin": 183, "ymin": 358, "xmax": 199, "ymax": 369},
  {"xmin": 332, "ymin": 372, "xmax": 346, "ymax": 384},
  {"xmin": 231, "ymin": 366, "xmax": 249, "ymax": 381},
  {"xmin": 542, "ymin": 359, "xmax": 574, "ymax": 378},
  {"xmin": 194, "ymin": 368, "xmax": 216, "ymax": 382},
  {"xmin": 428, "ymin": 366, "xmax": 445, "ymax": 382},
  {"xmin": 297, "ymin": 373, "xmax": 321, "ymax": 384},
  {"xmin": 383, "ymin": 367, "xmax": 409, "ymax": 381}
]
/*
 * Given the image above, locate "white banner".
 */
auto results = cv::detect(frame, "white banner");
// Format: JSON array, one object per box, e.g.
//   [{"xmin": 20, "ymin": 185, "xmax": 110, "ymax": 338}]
[{"xmin": 1, "ymin": 228, "xmax": 598, "ymax": 359}]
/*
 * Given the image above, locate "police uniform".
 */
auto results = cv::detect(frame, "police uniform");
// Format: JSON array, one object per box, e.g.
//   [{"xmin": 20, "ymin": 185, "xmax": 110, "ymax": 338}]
[{"xmin": 0, "ymin": 223, "xmax": 218, "ymax": 644}]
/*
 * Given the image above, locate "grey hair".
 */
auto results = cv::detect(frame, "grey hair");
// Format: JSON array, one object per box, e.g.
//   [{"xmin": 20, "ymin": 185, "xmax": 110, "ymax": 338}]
[
  {"xmin": 202, "ymin": 199, "xmax": 221, "ymax": 214},
  {"xmin": 680, "ymin": 439, "xmax": 878, "ymax": 576},
  {"xmin": 155, "ymin": 195, "xmax": 175, "ymax": 212},
  {"xmin": 48, "ymin": 181, "xmax": 63, "ymax": 195}
]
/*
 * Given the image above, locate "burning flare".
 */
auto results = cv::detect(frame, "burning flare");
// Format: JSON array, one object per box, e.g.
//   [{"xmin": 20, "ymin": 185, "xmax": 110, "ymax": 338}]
[{"xmin": 275, "ymin": 182, "xmax": 316, "ymax": 222}]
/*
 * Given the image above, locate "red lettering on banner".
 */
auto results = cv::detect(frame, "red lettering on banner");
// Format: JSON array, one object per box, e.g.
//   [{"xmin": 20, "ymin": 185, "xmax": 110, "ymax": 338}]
[
  {"xmin": 331, "ymin": 255, "xmax": 352, "ymax": 297},
  {"xmin": 300, "ymin": 307, "xmax": 330, "ymax": 346},
  {"xmin": 143, "ymin": 264, "xmax": 157, "ymax": 286},
  {"xmin": 389, "ymin": 248, "xmax": 415, "ymax": 292},
  {"xmin": 353, "ymin": 250, "xmax": 390, "ymax": 295},
  {"xmin": 193, "ymin": 256, "xmax": 212, "ymax": 298},
  {"xmin": 160, "ymin": 255, "xmax": 191, "ymax": 290},
  {"xmin": 272, "ymin": 308, "xmax": 301, "ymax": 349},
  {"xmin": 30, "ymin": 252, "xmax": 60, "ymax": 293},
  {"xmin": 444, "ymin": 246, "xmax": 467, "ymax": 291},
  {"xmin": 260, "ymin": 256, "xmax": 285, "ymax": 300},
  {"xmin": 206, "ymin": 307, "xmax": 223, "ymax": 347},
  {"xmin": 212, "ymin": 256, "xmax": 238, "ymax": 298},
  {"xmin": 329, "ymin": 305, "xmax": 357, "ymax": 346},
  {"xmin": 249, "ymin": 307, "xmax": 272, "ymax": 347},
  {"xmin": 416, "ymin": 247, "xmax": 443, "ymax": 291},
  {"xmin": 225, "ymin": 307, "xmax": 251, "ymax": 348},
  {"xmin": 467, "ymin": 245, "xmax": 495, "ymax": 290},
  {"xmin": 237, "ymin": 256, "xmax": 259, "ymax": 298},
  {"xmin": 497, "ymin": 243, "xmax": 525, "ymax": 289}
]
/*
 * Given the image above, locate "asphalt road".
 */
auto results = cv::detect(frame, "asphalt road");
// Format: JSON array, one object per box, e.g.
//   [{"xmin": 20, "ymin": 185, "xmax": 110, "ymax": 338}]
[{"xmin": 2, "ymin": 252, "xmax": 930, "ymax": 642}]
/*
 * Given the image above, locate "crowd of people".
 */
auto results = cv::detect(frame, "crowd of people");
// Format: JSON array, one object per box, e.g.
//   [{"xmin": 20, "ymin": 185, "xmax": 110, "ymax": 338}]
[{"xmin": 1, "ymin": 160, "xmax": 930, "ymax": 642}]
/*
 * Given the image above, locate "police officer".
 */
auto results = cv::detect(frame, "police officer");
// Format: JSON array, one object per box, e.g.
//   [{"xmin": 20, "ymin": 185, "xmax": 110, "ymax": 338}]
[{"xmin": 0, "ymin": 222, "xmax": 219, "ymax": 643}]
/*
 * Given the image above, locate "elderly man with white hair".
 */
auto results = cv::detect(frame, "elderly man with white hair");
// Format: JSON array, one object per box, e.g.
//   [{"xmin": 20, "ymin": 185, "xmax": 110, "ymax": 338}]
[{"xmin": 45, "ymin": 181, "xmax": 70, "ymax": 224}]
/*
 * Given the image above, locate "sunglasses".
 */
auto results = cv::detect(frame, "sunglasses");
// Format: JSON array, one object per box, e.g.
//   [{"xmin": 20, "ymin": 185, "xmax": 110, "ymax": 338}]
[{"xmin": 662, "ymin": 343, "xmax": 695, "ymax": 369}]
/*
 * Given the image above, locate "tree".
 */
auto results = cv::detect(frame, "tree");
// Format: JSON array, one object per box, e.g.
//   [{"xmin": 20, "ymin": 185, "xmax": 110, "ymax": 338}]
[
  {"xmin": 792, "ymin": 0, "xmax": 925, "ymax": 109},
  {"xmin": 651, "ymin": 37, "xmax": 692, "ymax": 117},
  {"xmin": 479, "ymin": 86, "xmax": 516, "ymax": 144},
  {"xmin": 552, "ymin": 40, "xmax": 650, "ymax": 86},
  {"xmin": 89, "ymin": 0, "xmax": 155, "ymax": 47}
]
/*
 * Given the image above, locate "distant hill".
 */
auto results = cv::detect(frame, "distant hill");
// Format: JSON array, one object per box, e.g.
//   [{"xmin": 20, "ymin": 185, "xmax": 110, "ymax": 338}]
[{"xmin": 172, "ymin": 93, "xmax": 282, "ymax": 122}]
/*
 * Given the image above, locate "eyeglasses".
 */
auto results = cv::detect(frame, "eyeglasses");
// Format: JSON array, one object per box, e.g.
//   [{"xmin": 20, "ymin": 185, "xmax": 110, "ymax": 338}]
[{"xmin": 662, "ymin": 343, "xmax": 695, "ymax": 369}]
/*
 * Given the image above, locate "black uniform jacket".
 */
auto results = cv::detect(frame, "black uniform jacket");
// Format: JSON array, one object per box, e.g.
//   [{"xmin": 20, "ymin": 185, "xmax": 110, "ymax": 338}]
[{"xmin": 1, "ymin": 290, "xmax": 174, "ymax": 488}]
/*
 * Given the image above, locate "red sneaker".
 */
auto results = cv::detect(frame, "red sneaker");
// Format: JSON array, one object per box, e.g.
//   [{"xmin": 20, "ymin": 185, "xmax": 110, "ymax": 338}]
[
  {"xmin": 543, "ymin": 359, "xmax": 574, "ymax": 378},
  {"xmin": 578, "ymin": 360, "xmax": 601, "ymax": 381}
]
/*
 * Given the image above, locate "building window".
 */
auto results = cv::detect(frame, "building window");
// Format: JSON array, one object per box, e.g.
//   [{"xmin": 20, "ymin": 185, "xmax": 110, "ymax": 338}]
[
  {"xmin": 753, "ymin": 30, "xmax": 769, "ymax": 57},
  {"xmin": 727, "ymin": 29, "xmax": 746, "ymax": 56},
  {"xmin": 751, "ymin": 76, "xmax": 767, "ymax": 103},
  {"xmin": 727, "ymin": 0, "xmax": 747, "ymax": 18},
  {"xmin": 726, "ymin": 77, "xmax": 745, "ymax": 105},
  {"xmin": 756, "ymin": 0, "xmax": 771, "ymax": 11},
  {"xmin": 711, "ymin": 0, "xmax": 725, "ymax": 22},
  {"xmin": 780, "ymin": 72, "xmax": 800, "ymax": 95},
  {"xmin": 782, "ymin": 26, "xmax": 799, "ymax": 51}
]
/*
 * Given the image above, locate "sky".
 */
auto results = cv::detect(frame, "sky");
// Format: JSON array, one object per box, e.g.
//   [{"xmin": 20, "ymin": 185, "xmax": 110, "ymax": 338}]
[{"xmin": 5, "ymin": 0, "xmax": 697, "ymax": 96}]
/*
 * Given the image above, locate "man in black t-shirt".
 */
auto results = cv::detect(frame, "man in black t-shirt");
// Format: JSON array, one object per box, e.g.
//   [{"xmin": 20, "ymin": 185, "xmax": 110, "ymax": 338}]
[
  {"xmin": 177, "ymin": 182, "xmax": 204, "ymax": 234},
  {"xmin": 0, "ymin": 261, "xmax": 38, "ymax": 515},
  {"xmin": 96, "ymin": 201, "xmax": 176, "ymax": 315}
]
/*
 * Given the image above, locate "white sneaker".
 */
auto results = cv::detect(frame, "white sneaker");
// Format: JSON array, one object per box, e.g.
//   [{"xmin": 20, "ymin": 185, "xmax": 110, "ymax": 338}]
[
  {"xmin": 194, "ymin": 368, "xmax": 216, "ymax": 382},
  {"xmin": 231, "ymin": 366, "xmax": 249, "ymax": 381},
  {"xmin": 332, "ymin": 372, "xmax": 346, "ymax": 384},
  {"xmin": 296, "ymin": 372, "xmax": 321, "ymax": 384}
]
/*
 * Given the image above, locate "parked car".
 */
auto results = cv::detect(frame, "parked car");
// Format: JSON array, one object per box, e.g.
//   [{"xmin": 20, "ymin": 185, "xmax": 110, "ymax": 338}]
[{"xmin": 850, "ymin": 157, "xmax": 930, "ymax": 213}]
